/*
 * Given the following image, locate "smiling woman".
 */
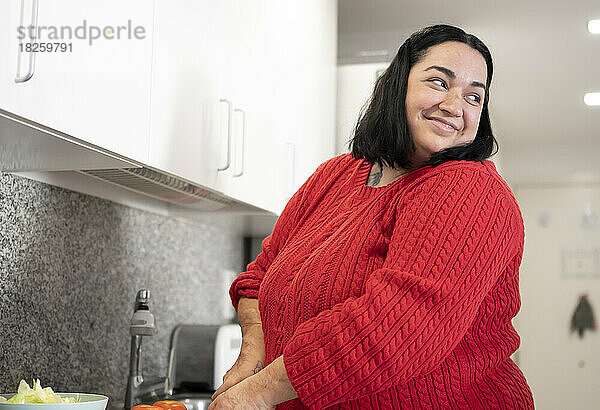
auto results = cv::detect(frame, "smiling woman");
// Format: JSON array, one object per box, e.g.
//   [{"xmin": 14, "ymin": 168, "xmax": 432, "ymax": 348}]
[
  {"xmin": 404, "ymin": 41, "xmax": 488, "ymax": 167},
  {"xmin": 349, "ymin": 25, "xmax": 497, "ymax": 178},
  {"xmin": 218, "ymin": 25, "xmax": 534, "ymax": 410}
]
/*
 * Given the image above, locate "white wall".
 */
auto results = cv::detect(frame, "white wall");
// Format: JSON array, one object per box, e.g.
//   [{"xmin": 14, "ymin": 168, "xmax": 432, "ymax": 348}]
[
  {"xmin": 514, "ymin": 184, "xmax": 600, "ymax": 409},
  {"xmin": 500, "ymin": 139, "xmax": 600, "ymax": 188}
]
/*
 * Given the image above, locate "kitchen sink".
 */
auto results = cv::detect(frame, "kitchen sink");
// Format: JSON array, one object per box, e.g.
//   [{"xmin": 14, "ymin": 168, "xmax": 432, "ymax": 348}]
[
  {"xmin": 141, "ymin": 393, "xmax": 213, "ymax": 410},
  {"xmin": 166, "ymin": 394, "xmax": 213, "ymax": 410}
]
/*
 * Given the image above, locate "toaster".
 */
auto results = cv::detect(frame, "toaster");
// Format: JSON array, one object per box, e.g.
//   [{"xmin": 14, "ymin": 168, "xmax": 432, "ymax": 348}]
[{"xmin": 167, "ymin": 324, "xmax": 242, "ymax": 393}]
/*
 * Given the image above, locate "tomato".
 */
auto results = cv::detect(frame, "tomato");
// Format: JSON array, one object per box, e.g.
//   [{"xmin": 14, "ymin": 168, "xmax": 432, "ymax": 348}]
[
  {"xmin": 152, "ymin": 400, "xmax": 187, "ymax": 410},
  {"xmin": 131, "ymin": 406, "xmax": 162, "ymax": 410}
]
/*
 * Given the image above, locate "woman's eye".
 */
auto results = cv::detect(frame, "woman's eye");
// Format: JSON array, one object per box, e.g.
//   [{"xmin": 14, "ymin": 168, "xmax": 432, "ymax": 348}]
[
  {"xmin": 429, "ymin": 78, "xmax": 481, "ymax": 104},
  {"xmin": 430, "ymin": 78, "xmax": 447, "ymax": 88},
  {"xmin": 467, "ymin": 94, "xmax": 481, "ymax": 104}
]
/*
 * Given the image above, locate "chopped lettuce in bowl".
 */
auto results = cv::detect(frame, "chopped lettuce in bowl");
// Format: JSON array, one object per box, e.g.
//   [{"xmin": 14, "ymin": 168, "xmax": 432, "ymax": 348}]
[
  {"xmin": 0, "ymin": 380, "xmax": 107, "ymax": 410},
  {"xmin": 0, "ymin": 380, "xmax": 78, "ymax": 404}
]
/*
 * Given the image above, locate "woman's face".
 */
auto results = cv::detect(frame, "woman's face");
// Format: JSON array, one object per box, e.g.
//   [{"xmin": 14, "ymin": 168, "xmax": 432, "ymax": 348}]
[{"xmin": 405, "ymin": 41, "xmax": 488, "ymax": 168}]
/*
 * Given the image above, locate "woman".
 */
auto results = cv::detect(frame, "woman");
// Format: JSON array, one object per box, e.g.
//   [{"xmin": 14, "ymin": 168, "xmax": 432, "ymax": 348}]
[{"xmin": 209, "ymin": 24, "xmax": 534, "ymax": 409}]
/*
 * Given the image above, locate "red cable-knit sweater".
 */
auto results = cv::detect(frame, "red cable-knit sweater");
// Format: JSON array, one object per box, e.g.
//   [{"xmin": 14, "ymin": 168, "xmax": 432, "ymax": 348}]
[{"xmin": 230, "ymin": 153, "xmax": 534, "ymax": 409}]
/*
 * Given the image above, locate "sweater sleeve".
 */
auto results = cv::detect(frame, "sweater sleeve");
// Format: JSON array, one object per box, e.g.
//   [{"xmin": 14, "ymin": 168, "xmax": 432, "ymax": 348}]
[
  {"xmin": 282, "ymin": 166, "xmax": 524, "ymax": 408},
  {"xmin": 229, "ymin": 156, "xmax": 337, "ymax": 311}
]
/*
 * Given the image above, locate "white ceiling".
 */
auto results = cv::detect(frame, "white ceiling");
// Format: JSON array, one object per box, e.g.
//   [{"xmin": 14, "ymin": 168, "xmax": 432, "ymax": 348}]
[{"xmin": 337, "ymin": 0, "xmax": 600, "ymax": 184}]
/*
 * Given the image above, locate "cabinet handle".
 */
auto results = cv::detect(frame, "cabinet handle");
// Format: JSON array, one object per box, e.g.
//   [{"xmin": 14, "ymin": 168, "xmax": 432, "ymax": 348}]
[
  {"xmin": 15, "ymin": 0, "xmax": 40, "ymax": 83},
  {"xmin": 218, "ymin": 99, "xmax": 233, "ymax": 171},
  {"xmin": 233, "ymin": 108, "xmax": 245, "ymax": 177}
]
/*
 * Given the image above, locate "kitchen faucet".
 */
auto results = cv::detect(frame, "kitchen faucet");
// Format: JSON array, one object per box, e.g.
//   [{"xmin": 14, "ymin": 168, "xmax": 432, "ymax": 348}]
[{"xmin": 124, "ymin": 289, "xmax": 171, "ymax": 409}]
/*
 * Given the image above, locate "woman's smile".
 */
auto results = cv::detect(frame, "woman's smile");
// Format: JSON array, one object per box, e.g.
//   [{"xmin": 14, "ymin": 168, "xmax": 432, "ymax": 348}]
[{"xmin": 425, "ymin": 115, "xmax": 459, "ymax": 135}]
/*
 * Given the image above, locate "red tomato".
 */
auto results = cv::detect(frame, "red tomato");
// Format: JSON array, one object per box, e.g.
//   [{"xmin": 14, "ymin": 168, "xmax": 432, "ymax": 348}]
[
  {"xmin": 152, "ymin": 401, "xmax": 187, "ymax": 410},
  {"xmin": 131, "ymin": 406, "xmax": 162, "ymax": 410}
]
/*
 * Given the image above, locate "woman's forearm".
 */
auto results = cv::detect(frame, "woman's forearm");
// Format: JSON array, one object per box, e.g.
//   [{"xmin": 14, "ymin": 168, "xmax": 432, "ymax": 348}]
[
  {"xmin": 240, "ymin": 355, "xmax": 297, "ymax": 407},
  {"xmin": 261, "ymin": 356, "xmax": 298, "ymax": 405},
  {"xmin": 236, "ymin": 297, "xmax": 265, "ymax": 371},
  {"xmin": 237, "ymin": 296, "xmax": 261, "ymax": 328}
]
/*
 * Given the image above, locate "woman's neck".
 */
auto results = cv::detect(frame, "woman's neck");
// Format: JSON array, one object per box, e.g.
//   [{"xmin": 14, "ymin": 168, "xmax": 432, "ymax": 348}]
[{"xmin": 366, "ymin": 163, "xmax": 411, "ymax": 187}]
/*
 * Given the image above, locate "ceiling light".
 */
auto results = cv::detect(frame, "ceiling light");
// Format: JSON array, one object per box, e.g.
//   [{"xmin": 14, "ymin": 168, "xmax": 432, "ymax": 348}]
[
  {"xmin": 589, "ymin": 20, "xmax": 600, "ymax": 34},
  {"xmin": 584, "ymin": 92, "xmax": 600, "ymax": 106}
]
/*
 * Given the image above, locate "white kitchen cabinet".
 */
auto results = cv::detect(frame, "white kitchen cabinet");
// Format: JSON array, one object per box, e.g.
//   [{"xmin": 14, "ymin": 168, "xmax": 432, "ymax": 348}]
[
  {"xmin": 0, "ymin": 0, "xmax": 336, "ymax": 216},
  {"xmin": 150, "ymin": 0, "xmax": 277, "ymax": 212},
  {"xmin": 212, "ymin": 0, "xmax": 277, "ymax": 212},
  {"xmin": 0, "ymin": 0, "xmax": 154, "ymax": 164},
  {"xmin": 212, "ymin": 0, "xmax": 337, "ymax": 215},
  {"xmin": 263, "ymin": 0, "xmax": 337, "ymax": 214},
  {"xmin": 148, "ymin": 0, "xmax": 223, "ymax": 191}
]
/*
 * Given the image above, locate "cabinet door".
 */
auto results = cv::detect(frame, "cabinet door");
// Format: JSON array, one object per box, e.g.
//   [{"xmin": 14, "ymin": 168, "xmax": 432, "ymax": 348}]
[
  {"xmin": 264, "ymin": 0, "xmax": 337, "ymax": 215},
  {"xmin": 148, "ymin": 0, "xmax": 223, "ymax": 189},
  {"xmin": 0, "ymin": 0, "xmax": 153, "ymax": 164},
  {"xmin": 213, "ymin": 0, "xmax": 277, "ymax": 213}
]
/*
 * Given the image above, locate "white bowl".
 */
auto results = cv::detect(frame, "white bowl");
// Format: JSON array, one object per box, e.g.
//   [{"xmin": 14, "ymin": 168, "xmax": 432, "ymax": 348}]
[{"xmin": 0, "ymin": 394, "xmax": 108, "ymax": 410}]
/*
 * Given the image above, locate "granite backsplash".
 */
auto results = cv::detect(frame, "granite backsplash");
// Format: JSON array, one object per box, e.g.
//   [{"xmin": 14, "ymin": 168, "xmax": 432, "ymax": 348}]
[{"xmin": 0, "ymin": 172, "xmax": 245, "ymax": 406}]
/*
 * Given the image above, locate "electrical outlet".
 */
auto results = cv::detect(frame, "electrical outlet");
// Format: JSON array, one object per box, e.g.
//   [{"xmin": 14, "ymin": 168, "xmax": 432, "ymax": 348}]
[{"xmin": 562, "ymin": 249, "xmax": 599, "ymax": 278}]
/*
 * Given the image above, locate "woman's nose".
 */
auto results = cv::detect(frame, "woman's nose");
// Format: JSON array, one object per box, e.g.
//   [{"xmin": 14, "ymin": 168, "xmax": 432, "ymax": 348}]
[{"xmin": 438, "ymin": 91, "xmax": 463, "ymax": 116}]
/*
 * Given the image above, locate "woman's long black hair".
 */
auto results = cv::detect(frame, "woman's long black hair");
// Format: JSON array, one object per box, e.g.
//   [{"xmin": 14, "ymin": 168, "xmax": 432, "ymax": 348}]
[{"xmin": 348, "ymin": 24, "xmax": 497, "ymax": 171}]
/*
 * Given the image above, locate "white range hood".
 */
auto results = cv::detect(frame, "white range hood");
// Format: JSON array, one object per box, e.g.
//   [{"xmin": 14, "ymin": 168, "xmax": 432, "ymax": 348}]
[{"xmin": 0, "ymin": 108, "xmax": 268, "ymax": 215}]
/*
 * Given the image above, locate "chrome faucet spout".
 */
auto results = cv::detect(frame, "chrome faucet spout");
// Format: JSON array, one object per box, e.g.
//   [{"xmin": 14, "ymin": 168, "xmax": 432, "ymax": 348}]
[
  {"xmin": 124, "ymin": 290, "xmax": 169, "ymax": 409},
  {"xmin": 135, "ymin": 378, "xmax": 169, "ymax": 400}
]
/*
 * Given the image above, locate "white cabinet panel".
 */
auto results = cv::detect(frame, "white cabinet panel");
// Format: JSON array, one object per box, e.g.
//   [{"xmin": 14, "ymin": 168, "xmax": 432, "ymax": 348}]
[
  {"xmin": 0, "ymin": 0, "xmax": 153, "ymax": 164},
  {"xmin": 213, "ymin": 0, "xmax": 277, "ymax": 212},
  {"xmin": 263, "ymin": 0, "xmax": 337, "ymax": 214},
  {"xmin": 150, "ymin": 0, "xmax": 278, "ymax": 212},
  {"xmin": 0, "ymin": 0, "xmax": 336, "ymax": 216},
  {"xmin": 149, "ymin": 0, "xmax": 222, "ymax": 189}
]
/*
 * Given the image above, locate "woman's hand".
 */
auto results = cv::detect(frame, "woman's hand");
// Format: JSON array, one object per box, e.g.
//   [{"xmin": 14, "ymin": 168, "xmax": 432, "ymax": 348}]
[
  {"xmin": 211, "ymin": 323, "xmax": 265, "ymax": 401},
  {"xmin": 208, "ymin": 376, "xmax": 275, "ymax": 410},
  {"xmin": 208, "ymin": 356, "xmax": 296, "ymax": 410}
]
